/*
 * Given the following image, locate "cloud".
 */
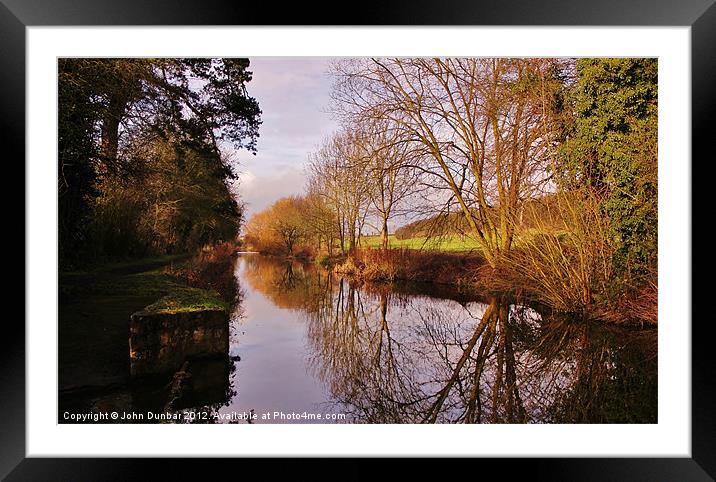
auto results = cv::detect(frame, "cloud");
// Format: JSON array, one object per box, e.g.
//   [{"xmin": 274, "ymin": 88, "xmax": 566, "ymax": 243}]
[
  {"xmin": 237, "ymin": 167, "xmax": 306, "ymax": 221},
  {"xmin": 232, "ymin": 58, "xmax": 338, "ymax": 173},
  {"xmin": 238, "ymin": 170, "xmax": 257, "ymax": 186},
  {"xmin": 227, "ymin": 58, "xmax": 340, "ymax": 223}
]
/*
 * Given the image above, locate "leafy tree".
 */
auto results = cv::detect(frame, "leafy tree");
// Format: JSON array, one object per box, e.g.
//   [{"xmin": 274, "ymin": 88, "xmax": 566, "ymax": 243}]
[
  {"xmin": 559, "ymin": 58, "xmax": 658, "ymax": 280},
  {"xmin": 58, "ymin": 58, "xmax": 261, "ymax": 265},
  {"xmin": 271, "ymin": 198, "xmax": 309, "ymax": 255},
  {"xmin": 90, "ymin": 133, "xmax": 243, "ymax": 258},
  {"xmin": 58, "ymin": 59, "xmax": 105, "ymax": 259},
  {"xmin": 244, "ymin": 197, "xmax": 309, "ymax": 256}
]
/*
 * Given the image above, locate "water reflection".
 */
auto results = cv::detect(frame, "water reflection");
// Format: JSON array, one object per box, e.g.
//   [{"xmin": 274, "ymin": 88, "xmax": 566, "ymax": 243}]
[
  {"xmin": 240, "ymin": 254, "xmax": 330, "ymax": 313},
  {"xmin": 234, "ymin": 254, "xmax": 656, "ymax": 424},
  {"xmin": 129, "ymin": 310, "xmax": 230, "ymax": 379}
]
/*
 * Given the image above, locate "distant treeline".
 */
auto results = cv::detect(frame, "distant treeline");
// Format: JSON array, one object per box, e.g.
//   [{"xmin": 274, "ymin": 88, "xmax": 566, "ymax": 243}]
[
  {"xmin": 58, "ymin": 58, "xmax": 261, "ymax": 269},
  {"xmin": 394, "ymin": 196, "xmax": 568, "ymax": 240}
]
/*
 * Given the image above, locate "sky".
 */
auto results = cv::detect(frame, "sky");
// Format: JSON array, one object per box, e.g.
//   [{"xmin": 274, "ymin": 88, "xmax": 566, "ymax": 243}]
[{"xmin": 231, "ymin": 57, "xmax": 339, "ymax": 222}]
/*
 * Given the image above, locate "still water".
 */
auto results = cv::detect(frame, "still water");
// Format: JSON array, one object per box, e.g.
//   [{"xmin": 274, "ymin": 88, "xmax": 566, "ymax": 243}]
[{"xmin": 187, "ymin": 253, "xmax": 657, "ymax": 424}]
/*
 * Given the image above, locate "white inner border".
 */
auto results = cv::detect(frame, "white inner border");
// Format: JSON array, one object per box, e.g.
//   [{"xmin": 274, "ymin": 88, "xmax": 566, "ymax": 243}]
[{"xmin": 27, "ymin": 27, "xmax": 691, "ymax": 457}]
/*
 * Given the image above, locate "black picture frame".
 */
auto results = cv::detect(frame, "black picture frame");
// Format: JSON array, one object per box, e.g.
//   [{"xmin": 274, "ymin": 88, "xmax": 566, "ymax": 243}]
[{"xmin": 6, "ymin": 0, "xmax": 712, "ymax": 479}]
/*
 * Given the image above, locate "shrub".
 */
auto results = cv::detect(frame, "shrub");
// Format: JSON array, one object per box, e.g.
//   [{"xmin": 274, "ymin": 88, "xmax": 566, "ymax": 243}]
[
  {"xmin": 293, "ymin": 246, "xmax": 315, "ymax": 260},
  {"xmin": 335, "ymin": 248, "xmax": 485, "ymax": 285},
  {"xmin": 167, "ymin": 241, "xmax": 239, "ymax": 303},
  {"xmin": 333, "ymin": 256, "xmax": 364, "ymax": 276},
  {"xmin": 502, "ymin": 189, "xmax": 614, "ymax": 314}
]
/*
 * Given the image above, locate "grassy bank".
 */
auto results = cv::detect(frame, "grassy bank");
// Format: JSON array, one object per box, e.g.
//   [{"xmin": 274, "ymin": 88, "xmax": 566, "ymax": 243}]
[
  {"xmin": 360, "ymin": 234, "xmax": 481, "ymax": 252},
  {"xmin": 334, "ymin": 248, "xmax": 487, "ymax": 286},
  {"xmin": 60, "ymin": 255, "xmax": 227, "ymax": 314},
  {"xmin": 359, "ymin": 229, "xmax": 568, "ymax": 253},
  {"xmin": 59, "ymin": 246, "xmax": 237, "ymax": 394},
  {"xmin": 333, "ymin": 246, "xmax": 656, "ymax": 326}
]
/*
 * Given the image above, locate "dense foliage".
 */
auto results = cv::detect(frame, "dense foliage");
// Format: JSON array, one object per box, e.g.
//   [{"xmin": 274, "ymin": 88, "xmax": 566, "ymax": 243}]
[
  {"xmin": 244, "ymin": 196, "xmax": 319, "ymax": 257},
  {"xmin": 558, "ymin": 58, "xmax": 658, "ymax": 281},
  {"xmin": 58, "ymin": 58, "xmax": 261, "ymax": 267}
]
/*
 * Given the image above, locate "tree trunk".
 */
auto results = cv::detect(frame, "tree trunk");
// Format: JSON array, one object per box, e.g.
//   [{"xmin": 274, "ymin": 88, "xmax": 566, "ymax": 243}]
[
  {"xmin": 338, "ymin": 217, "xmax": 346, "ymax": 255},
  {"xmin": 348, "ymin": 215, "xmax": 357, "ymax": 253},
  {"xmin": 381, "ymin": 216, "xmax": 389, "ymax": 251},
  {"xmin": 349, "ymin": 229, "xmax": 356, "ymax": 253},
  {"xmin": 100, "ymin": 90, "xmax": 130, "ymax": 167}
]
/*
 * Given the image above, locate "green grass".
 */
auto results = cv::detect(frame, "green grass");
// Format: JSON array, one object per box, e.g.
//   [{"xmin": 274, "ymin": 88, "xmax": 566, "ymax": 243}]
[
  {"xmin": 359, "ymin": 229, "xmax": 569, "ymax": 254},
  {"xmin": 99, "ymin": 269, "xmax": 227, "ymax": 315},
  {"xmin": 61, "ymin": 253, "xmax": 189, "ymax": 276},
  {"xmin": 137, "ymin": 288, "xmax": 227, "ymax": 315},
  {"xmin": 360, "ymin": 234, "xmax": 482, "ymax": 252},
  {"xmin": 60, "ymin": 255, "xmax": 227, "ymax": 315}
]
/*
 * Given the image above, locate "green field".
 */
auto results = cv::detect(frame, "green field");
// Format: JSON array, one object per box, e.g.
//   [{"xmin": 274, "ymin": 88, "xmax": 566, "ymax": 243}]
[
  {"xmin": 359, "ymin": 234, "xmax": 482, "ymax": 252},
  {"xmin": 359, "ymin": 229, "xmax": 568, "ymax": 253}
]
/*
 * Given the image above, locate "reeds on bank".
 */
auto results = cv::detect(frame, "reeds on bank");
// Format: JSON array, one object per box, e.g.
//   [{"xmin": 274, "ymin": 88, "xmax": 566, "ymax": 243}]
[{"xmin": 333, "ymin": 191, "xmax": 657, "ymax": 325}]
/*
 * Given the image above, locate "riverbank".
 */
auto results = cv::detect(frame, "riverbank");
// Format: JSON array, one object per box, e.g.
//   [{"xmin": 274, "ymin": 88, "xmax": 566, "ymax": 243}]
[
  {"xmin": 59, "ymin": 248, "xmax": 234, "ymax": 395},
  {"xmin": 330, "ymin": 248, "xmax": 657, "ymax": 326},
  {"xmin": 333, "ymin": 248, "xmax": 484, "ymax": 286},
  {"xmin": 225, "ymin": 252, "xmax": 657, "ymax": 423},
  {"xmin": 230, "ymin": 243, "xmax": 657, "ymax": 326}
]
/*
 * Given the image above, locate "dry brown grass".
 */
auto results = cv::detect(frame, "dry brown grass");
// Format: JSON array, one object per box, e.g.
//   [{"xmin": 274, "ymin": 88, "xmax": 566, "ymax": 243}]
[
  {"xmin": 334, "ymin": 248, "xmax": 486, "ymax": 285},
  {"xmin": 166, "ymin": 241, "xmax": 239, "ymax": 302},
  {"xmin": 500, "ymin": 189, "xmax": 615, "ymax": 315},
  {"xmin": 598, "ymin": 280, "xmax": 658, "ymax": 325}
]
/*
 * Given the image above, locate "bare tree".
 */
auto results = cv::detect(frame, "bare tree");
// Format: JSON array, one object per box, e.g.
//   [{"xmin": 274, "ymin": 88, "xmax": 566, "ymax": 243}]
[
  {"xmin": 307, "ymin": 130, "xmax": 372, "ymax": 254},
  {"xmin": 244, "ymin": 196, "xmax": 307, "ymax": 255},
  {"xmin": 302, "ymin": 189, "xmax": 339, "ymax": 255},
  {"xmin": 353, "ymin": 121, "xmax": 417, "ymax": 250},
  {"xmin": 331, "ymin": 58, "xmax": 566, "ymax": 266}
]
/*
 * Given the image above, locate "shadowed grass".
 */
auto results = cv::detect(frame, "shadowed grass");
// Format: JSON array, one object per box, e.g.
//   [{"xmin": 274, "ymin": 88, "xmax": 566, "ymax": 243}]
[{"xmin": 60, "ymin": 254, "xmax": 229, "ymax": 315}]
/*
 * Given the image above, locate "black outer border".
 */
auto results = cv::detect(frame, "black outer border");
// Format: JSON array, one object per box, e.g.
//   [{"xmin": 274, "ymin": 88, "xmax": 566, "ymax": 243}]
[{"xmin": 5, "ymin": 0, "xmax": 713, "ymax": 479}]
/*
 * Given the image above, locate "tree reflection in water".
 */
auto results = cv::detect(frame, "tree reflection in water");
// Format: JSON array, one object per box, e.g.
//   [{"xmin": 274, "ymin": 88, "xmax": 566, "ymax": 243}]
[
  {"xmin": 304, "ymin": 281, "xmax": 656, "ymax": 424},
  {"xmin": 238, "ymin": 255, "xmax": 657, "ymax": 424}
]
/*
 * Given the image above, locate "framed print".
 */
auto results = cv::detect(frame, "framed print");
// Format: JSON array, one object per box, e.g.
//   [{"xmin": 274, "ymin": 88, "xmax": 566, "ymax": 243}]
[{"xmin": 6, "ymin": 0, "xmax": 713, "ymax": 479}]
